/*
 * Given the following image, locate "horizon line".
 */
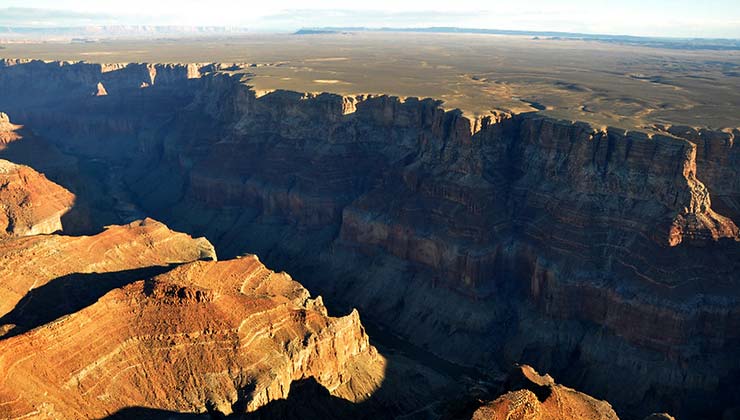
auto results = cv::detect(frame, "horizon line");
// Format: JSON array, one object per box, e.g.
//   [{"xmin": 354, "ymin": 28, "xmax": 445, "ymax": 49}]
[{"xmin": 1, "ymin": 24, "xmax": 740, "ymax": 42}]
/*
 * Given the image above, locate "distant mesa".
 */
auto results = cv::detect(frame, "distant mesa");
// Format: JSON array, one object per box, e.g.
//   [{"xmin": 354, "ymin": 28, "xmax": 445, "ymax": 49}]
[
  {"xmin": 294, "ymin": 28, "xmax": 345, "ymax": 35},
  {"xmin": 294, "ymin": 26, "xmax": 740, "ymax": 50}
]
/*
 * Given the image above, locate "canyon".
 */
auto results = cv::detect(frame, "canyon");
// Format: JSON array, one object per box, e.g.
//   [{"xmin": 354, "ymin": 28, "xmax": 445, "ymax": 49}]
[{"xmin": 0, "ymin": 59, "xmax": 738, "ymax": 419}]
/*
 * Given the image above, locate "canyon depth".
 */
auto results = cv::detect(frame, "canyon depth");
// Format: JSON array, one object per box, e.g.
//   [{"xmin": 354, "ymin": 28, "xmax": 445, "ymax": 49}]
[{"xmin": 0, "ymin": 57, "xmax": 738, "ymax": 420}]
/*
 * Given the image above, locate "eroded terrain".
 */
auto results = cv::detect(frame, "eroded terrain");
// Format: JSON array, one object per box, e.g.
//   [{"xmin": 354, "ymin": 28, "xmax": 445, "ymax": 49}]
[{"xmin": 0, "ymin": 37, "xmax": 738, "ymax": 420}]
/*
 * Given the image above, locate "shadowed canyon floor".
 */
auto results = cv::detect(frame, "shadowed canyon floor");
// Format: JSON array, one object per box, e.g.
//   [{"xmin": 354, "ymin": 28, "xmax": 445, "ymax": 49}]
[{"xmin": 0, "ymin": 51, "xmax": 738, "ymax": 420}]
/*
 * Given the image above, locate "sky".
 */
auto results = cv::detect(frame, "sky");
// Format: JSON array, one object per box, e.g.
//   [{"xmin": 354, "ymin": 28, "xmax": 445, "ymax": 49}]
[{"xmin": 1, "ymin": 0, "xmax": 739, "ymax": 38}]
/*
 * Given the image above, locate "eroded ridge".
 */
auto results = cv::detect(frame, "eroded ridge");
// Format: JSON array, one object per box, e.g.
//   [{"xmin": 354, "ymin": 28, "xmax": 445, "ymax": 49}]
[
  {"xmin": 0, "ymin": 218, "xmax": 215, "ymax": 323},
  {"xmin": 0, "ymin": 257, "xmax": 384, "ymax": 419}
]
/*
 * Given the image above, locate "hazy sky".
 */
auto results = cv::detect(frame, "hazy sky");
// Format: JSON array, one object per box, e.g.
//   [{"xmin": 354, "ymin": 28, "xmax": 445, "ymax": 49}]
[{"xmin": 1, "ymin": 0, "xmax": 739, "ymax": 38}]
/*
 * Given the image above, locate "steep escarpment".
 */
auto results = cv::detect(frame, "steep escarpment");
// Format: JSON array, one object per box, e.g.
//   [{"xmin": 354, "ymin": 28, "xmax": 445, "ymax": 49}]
[
  {"xmin": 0, "ymin": 158, "xmax": 74, "ymax": 236},
  {"xmin": 0, "ymin": 60, "xmax": 738, "ymax": 419},
  {"xmin": 140, "ymin": 78, "xmax": 740, "ymax": 419},
  {"xmin": 0, "ymin": 59, "xmax": 206, "ymax": 99},
  {"xmin": 0, "ymin": 111, "xmax": 131, "ymax": 233},
  {"xmin": 650, "ymin": 123, "xmax": 740, "ymax": 225}
]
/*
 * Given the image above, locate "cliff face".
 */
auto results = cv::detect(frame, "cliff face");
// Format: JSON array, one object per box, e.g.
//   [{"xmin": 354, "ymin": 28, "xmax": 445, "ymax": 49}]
[
  {"xmin": 0, "ymin": 61, "xmax": 738, "ymax": 419},
  {"xmin": 0, "ymin": 256, "xmax": 384, "ymax": 419},
  {"xmin": 0, "ymin": 59, "xmax": 205, "ymax": 99},
  {"xmin": 151, "ymin": 76, "xmax": 740, "ymax": 419}
]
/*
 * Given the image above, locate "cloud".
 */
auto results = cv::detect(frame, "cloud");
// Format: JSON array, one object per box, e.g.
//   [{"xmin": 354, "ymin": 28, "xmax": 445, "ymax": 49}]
[
  {"xmin": 259, "ymin": 8, "xmax": 489, "ymax": 28},
  {"xmin": 0, "ymin": 7, "xmax": 109, "ymax": 27},
  {"xmin": 0, "ymin": 4, "xmax": 738, "ymax": 38},
  {"xmin": 0, "ymin": 7, "xmax": 166, "ymax": 27}
]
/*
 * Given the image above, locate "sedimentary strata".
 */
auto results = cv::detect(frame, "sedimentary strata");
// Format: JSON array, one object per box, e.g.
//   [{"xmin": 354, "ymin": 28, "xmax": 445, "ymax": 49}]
[
  {"xmin": 0, "ymin": 218, "xmax": 215, "ymax": 325},
  {"xmin": 0, "ymin": 60, "xmax": 738, "ymax": 418},
  {"xmin": 0, "ymin": 257, "xmax": 384, "ymax": 419}
]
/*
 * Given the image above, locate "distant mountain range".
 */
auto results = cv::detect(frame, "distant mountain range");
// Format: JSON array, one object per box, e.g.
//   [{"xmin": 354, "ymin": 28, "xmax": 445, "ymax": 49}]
[{"xmin": 294, "ymin": 26, "xmax": 740, "ymax": 51}]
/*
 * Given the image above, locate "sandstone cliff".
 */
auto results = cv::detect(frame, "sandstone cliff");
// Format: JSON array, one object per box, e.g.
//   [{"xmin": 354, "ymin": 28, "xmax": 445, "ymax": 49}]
[
  {"xmin": 0, "ymin": 112, "xmax": 20, "ymax": 144},
  {"xmin": 0, "ymin": 60, "xmax": 738, "ymax": 419},
  {"xmin": 0, "ymin": 130, "xmax": 437, "ymax": 419}
]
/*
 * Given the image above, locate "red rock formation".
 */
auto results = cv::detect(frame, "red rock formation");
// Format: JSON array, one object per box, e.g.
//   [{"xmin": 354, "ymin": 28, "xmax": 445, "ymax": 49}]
[
  {"xmin": 0, "ymin": 218, "xmax": 215, "ymax": 321},
  {"xmin": 470, "ymin": 365, "xmax": 620, "ymax": 420},
  {"xmin": 93, "ymin": 81, "xmax": 108, "ymax": 96},
  {"xmin": 0, "ymin": 159, "xmax": 74, "ymax": 236},
  {"xmin": 0, "ymin": 257, "xmax": 384, "ymax": 419},
  {"xmin": 0, "ymin": 111, "xmax": 121, "ymax": 234}
]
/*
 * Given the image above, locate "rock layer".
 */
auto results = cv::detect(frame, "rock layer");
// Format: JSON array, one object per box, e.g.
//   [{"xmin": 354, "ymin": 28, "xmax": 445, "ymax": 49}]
[
  {"xmin": 0, "ymin": 218, "xmax": 215, "ymax": 322},
  {"xmin": 0, "ymin": 257, "xmax": 384, "ymax": 419},
  {"xmin": 0, "ymin": 60, "xmax": 738, "ymax": 419}
]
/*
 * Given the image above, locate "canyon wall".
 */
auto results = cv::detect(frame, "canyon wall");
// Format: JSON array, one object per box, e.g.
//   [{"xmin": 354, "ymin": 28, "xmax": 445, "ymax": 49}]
[{"xmin": 0, "ymin": 60, "xmax": 738, "ymax": 419}]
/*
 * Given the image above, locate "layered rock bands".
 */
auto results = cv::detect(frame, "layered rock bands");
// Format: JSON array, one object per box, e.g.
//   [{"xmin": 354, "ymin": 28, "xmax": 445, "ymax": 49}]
[{"xmin": 0, "ymin": 59, "xmax": 738, "ymax": 419}]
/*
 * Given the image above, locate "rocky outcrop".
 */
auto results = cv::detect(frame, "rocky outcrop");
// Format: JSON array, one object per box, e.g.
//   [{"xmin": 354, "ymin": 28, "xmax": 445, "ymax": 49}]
[
  {"xmin": 0, "ymin": 60, "xmax": 738, "ymax": 419},
  {"xmin": 470, "ymin": 365, "xmax": 620, "ymax": 420},
  {"xmin": 0, "ymin": 112, "xmax": 21, "ymax": 144},
  {"xmin": 0, "ymin": 111, "xmax": 123, "ymax": 233},
  {"xmin": 0, "ymin": 257, "xmax": 384, "ymax": 419},
  {"xmin": 0, "ymin": 159, "xmax": 74, "ymax": 236}
]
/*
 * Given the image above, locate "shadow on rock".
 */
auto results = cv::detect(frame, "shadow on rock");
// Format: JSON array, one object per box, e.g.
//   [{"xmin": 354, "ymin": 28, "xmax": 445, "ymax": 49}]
[
  {"xmin": 0, "ymin": 264, "xmax": 179, "ymax": 339},
  {"xmin": 100, "ymin": 378, "xmax": 384, "ymax": 420}
]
